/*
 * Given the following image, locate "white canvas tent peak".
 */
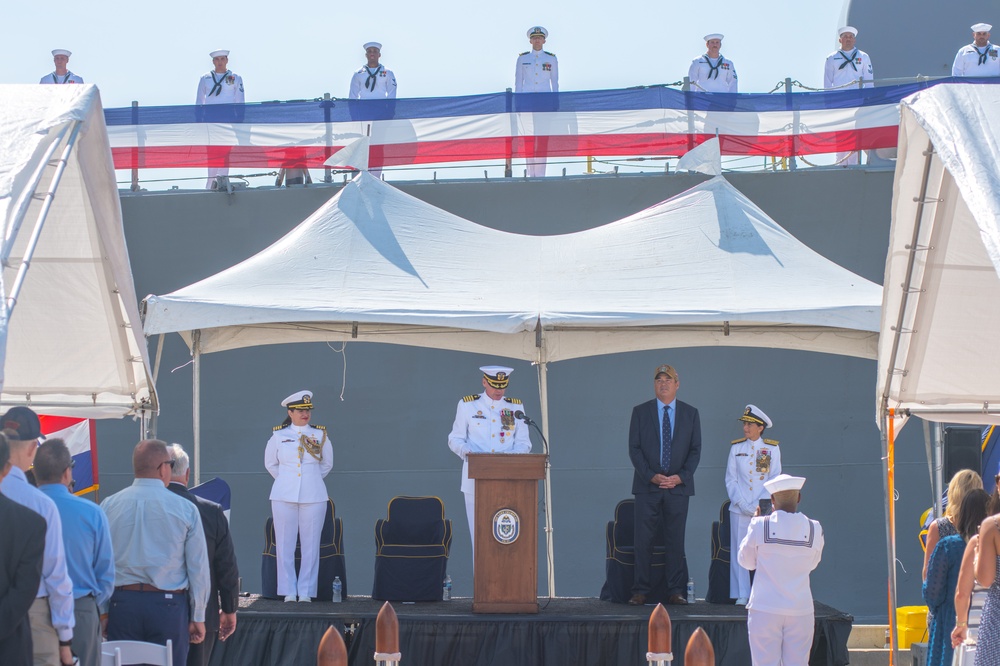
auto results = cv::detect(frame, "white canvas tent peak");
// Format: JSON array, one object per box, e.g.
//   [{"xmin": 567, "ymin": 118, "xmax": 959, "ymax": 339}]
[
  {"xmin": 878, "ymin": 83, "xmax": 1000, "ymax": 427},
  {"xmin": 143, "ymin": 171, "xmax": 883, "ymax": 361},
  {"xmin": 1, "ymin": 84, "xmax": 156, "ymax": 418}
]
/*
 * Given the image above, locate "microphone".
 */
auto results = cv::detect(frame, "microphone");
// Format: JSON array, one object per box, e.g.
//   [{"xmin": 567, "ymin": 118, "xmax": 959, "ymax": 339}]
[{"xmin": 514, "ymin": 410, "xmax": 535, "ymax": 426}]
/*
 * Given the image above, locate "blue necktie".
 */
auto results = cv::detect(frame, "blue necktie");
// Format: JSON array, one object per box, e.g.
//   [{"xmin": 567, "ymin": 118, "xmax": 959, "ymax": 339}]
[{"xmin": 661, "ymin": 405, "xmax": 672, "ymax": 472}]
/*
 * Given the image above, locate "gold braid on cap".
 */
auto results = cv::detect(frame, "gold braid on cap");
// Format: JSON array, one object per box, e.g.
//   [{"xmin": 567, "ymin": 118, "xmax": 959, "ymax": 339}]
[{"xmin": 298, "ymin": 430, "xmax": 327, "ymax": 461}]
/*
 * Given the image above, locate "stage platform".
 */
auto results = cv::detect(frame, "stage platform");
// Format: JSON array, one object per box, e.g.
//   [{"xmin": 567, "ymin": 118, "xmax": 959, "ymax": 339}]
[{"xmin": 208, "ymin": 595, "xmax": 852, "ymax": 666}]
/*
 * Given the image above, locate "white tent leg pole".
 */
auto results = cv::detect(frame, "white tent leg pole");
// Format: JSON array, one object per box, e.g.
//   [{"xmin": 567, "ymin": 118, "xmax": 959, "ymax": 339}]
[
  {"xmin": 148, "ymin": 334, "xmax": 166, "ymax": 439},
  {"xmin": 933, "ymin": 422, "xmax": 944, "ymax": 517},
  {"xmin": 923, "ymin": 419, "xmax": 935, "ymax": 515},
  {"xmin": 537, "ymin": 361, "xmax": 556, "ymax": 599},
  {"xmin": 193, "ymin": 330, "xmax": 202, "ymax": 486}
]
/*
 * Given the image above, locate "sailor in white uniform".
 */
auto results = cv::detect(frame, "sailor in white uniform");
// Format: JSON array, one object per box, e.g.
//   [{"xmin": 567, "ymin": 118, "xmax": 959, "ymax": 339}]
[
  {"xmin": 824, "ymin": 27, "xmax": 874, "ymax": 166},
  {"xmin": 447, "ymin": 366, "xmax": 533, "ymax": 552},
  {"xmin": 264, "ymin": 390, "xmax": 333, "ymax": 602},
  {"xmin": 515, "ymin": 26, "xmax": 559, "ymax": 178},
  {"xmin": 952, "ymin": 23, "xmax": 1000, "ymax": 77},
  {"xmin": 738, "ymin": 474, "xmax": 824, "ymax": 666},
  {"xmin": 40, "ymin": 49, "xmax": 83, "ymax": 84},
  {"xmin": 824, "ymin": 27, "xmax": 874, "ymax": 90},
  {"xmin": 726, "ymin": 405, "xmax": 781, "ymax": 605},
  {"xmin": 349, "ymin": 42, "xmax": 398, "ymax": 99},
  {"xmin": 196, "ymin": 49, "xmax": 246, "ymax": 188},
  {"xmin": 687, "ymin": 33, "xmax": 738, "ymax": 93}
]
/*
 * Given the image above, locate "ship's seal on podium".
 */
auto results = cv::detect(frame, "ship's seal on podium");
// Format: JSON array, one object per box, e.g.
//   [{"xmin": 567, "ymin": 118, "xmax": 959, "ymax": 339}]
[{"xmin": 492, "ymin": 508, "xmax": 520, "ymax": 544}]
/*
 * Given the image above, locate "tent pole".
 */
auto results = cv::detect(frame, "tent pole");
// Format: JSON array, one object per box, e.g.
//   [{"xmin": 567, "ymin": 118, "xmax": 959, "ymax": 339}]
[
  {"xmin": 930, "ymin": 421, "xmax": 945, "ymax": 517},
  {"xmin": 149, "ymin": 334, "xmax": 166, "ymax": 439},
  {"xmin": 4, "ymin": 121, "xmax": 82, "ymax": 313},
  {"xmin": 882, "ymin": 408, "xmax": 899, "ymax": 666},
  {"xmin": 1, "ymin": 121, "xmax": 76, "ymax": 266},
  {"xmin": 193, "ymin": 330, "xmax": 202, "ymax": 486},
  {"xmin": 923, "ymin": 419, "xmax": 935, "ymax": 516},
  {"xmin": 537, "ymin": 360, "xmax": 556, "ymax": 598}
]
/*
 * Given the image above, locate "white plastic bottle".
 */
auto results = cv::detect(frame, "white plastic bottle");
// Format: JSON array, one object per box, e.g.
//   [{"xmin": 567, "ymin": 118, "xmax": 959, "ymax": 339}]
[{"xmin": 443, "ymin": 574, "xmax": 452, "ymax": 601}]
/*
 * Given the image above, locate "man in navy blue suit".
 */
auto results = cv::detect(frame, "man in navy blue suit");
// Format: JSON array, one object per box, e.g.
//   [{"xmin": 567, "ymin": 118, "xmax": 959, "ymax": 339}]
[{"xmin": 628, "ymin": 364, "xmax": 702, "ymax": 605}]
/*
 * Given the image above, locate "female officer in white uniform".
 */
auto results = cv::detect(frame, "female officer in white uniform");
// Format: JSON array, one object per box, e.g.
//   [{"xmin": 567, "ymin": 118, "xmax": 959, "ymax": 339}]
[{"xmin": 264, "ymin": 390, "xmax": 333, "ymax": 602}]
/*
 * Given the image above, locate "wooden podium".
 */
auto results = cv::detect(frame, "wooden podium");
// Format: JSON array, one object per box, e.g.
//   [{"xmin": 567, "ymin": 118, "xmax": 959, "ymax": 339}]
[{"xmin": 468, "ymin": 453, "xmax": 546, "ymax": 613}]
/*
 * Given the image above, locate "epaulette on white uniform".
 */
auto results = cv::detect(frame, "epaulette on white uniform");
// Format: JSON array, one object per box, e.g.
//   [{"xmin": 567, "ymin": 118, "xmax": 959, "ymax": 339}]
[
  {"xmin": 763, "ymin": 438, "xmax": 779, "ymax": 446},
  {"xmin": 731, "ymin": 437, "xmax": 747, "ymax": 445},
  {"xmin": 463, "ymin": 394, "xmax": 481, "ymax": 402},
  {"xmin": 544, "ymin": 51, "xmax": 556, "ymax": 56},
  {"xmin": 520, "ymin": 51, "xmax": 530, "ymax": 56},
  {"xmin": 274, "ymin": 422, "xmax": 326, "ymax": 431},
  {"xmin": 504, "ymin": 397, "xmax": 522, "ymax": 405}
]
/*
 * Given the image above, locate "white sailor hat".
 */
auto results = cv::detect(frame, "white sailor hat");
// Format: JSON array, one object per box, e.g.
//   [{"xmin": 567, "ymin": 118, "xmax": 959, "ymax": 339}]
[
  {"xmin": 481, "ymin": 365, "xmax": 514, "ymax": 389},
  {"xmin": 972, "ymin": 23, "xmax": 992, "ymax": 33},
  {"xmin": 838, "ymin": 26, "xmax": 858, "ymax": 37},
  {"xmin": 764, "ymin": 473, "xmax": 805, "ymax": 495},
  {"xmin": 704, "ymin": 33, "xmax": 724, "ymax": 42},
  {"xmin": 52, "ymin": 49, "xmax": 72, "ymax": 58},
  {"xmin": 527, "ymin": 26, "xmax": 548, "ymax": 39},
  {"xmin": 738, "ymin": 404, "xmax": 772, "ymax": 429},
  {"xmin": 364, "ymin": 42, "xmax": 382, "ymax": 51},
  {"xmin": 281, "ymin": 390, "xmax": 315, "ymax": 410},
  {"xmin": 209, "ymin": 49, "xmax": 230, "ymax": 58}
]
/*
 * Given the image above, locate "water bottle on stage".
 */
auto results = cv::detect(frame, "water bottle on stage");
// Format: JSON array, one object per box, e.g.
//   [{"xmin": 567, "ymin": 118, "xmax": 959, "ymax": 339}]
[{"xmin": 332, "ymin": 576, "xmax": 342, "ymax": 602}]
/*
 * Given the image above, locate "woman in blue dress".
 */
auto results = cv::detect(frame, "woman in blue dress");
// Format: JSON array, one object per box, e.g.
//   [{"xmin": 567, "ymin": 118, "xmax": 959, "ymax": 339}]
[{"xmin": 924, "ymin": 489, "xmax": 989, "ymax": 666}]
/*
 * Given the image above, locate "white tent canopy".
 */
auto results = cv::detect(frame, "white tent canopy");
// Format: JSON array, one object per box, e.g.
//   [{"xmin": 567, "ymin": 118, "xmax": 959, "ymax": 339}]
[
  {"xmin": 144, "ymin": 170, "xmax": 882, "ymax": 597},
  {"xmin": 143, "ymin": 172, "xmax": 882, "ymax": 360},
  {"xmin": 878, "ymin": 83, "xmax": 1000, "ymax": 427},
  {"xmin": 1, "ymin": 84, "xmax": 155, "ymax": 418}
]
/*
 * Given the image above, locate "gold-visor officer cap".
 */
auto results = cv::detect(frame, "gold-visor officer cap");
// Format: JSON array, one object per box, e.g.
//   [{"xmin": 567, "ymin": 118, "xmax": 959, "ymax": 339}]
[
  {"xmin": 481, "ymin": 365, "xmax": 514, "ymax": 389},
  {"xmin": 527, "ymin": 26, "xmax": 548, "ymax": 39},
  {"xmin": 653, "ymin": 364, "xmax": 678, "ymax": 381},
  {"xmin": 281, "ymin": 390, "xmax": 314, "ymax": 410},
  {"xmin": 738, "ymin": 404, "xmax": 772, "ymax": 428}
]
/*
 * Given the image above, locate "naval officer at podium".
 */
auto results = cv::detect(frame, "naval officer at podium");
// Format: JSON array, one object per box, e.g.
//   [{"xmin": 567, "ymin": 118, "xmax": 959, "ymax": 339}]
[{"xmin": 448, "ymin": 366, "xmax": 533, "ymax": 551}]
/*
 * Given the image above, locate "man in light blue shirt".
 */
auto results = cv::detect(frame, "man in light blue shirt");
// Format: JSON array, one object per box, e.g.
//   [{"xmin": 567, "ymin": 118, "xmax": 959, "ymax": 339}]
[
  {"xmin": 0, "ymin": 407, "xmax": 76, "ymax": 666},
  {"xmin": 101, "ymin": 439, "xmax": 210, "ymax": 666},
  {"xmin": 36, "ymin": 439, "xmax": 114, "ymax": 666}
]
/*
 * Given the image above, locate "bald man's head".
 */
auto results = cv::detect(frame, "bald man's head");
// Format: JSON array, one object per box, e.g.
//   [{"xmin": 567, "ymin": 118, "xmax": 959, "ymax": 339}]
[{"xmin": 133, "ymin": 439, "xmax": 170, "ymax": 478}]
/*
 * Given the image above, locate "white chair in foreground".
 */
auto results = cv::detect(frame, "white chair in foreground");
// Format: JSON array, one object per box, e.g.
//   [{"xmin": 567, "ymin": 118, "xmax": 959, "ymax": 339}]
[{"xmin": 101, "ymin": 639, "xmax": 173, "ymax": 666}]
